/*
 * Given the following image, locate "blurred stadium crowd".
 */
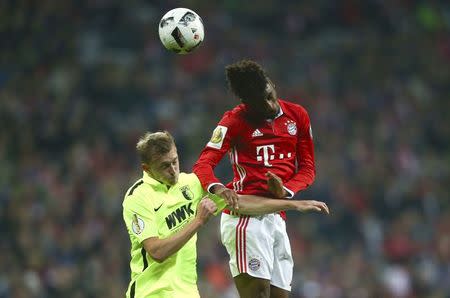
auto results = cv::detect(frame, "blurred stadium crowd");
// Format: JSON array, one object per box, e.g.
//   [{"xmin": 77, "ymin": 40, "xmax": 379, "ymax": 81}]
[{"xmin": 1, "ymin": 0, "xmax": 449, "ymax": 297}]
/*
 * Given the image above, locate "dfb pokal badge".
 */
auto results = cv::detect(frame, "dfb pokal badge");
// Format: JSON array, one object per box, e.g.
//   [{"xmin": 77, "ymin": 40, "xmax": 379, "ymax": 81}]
[{"xmin": 132, "ymin": 214, "xmax": 145, "ymax": 235}]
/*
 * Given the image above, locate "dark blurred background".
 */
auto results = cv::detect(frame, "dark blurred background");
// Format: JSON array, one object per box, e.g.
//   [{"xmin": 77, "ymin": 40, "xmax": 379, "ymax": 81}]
[{"xmin": 1, "ymin": 0, "xmax": 449, "ymax": 297}]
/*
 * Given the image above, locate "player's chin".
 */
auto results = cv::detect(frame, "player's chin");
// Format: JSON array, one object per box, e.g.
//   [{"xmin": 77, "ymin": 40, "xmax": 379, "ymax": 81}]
[{"xmin": 166, "ymin": 176, "xmax": 178, "ymax": 186}]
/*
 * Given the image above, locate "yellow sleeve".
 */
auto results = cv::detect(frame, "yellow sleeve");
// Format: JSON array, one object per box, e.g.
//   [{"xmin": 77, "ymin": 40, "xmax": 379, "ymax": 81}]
[
  {"xmin": 192, "ymin": 172, "xmax": 226, "ymax": 215},
  {"xmin": 207, "ymin": 193, "xmax": 227, "ymax": 215},
  {"xmin": 123, "ymin": 195, "xmax": 158, "ymax": 243}
]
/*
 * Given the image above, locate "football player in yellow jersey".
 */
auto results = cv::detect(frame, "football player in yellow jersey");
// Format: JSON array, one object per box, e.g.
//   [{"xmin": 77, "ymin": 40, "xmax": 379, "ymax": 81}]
[{"xmin": 122, "ymin": 131, "xmax": 328, "ymax": 298}]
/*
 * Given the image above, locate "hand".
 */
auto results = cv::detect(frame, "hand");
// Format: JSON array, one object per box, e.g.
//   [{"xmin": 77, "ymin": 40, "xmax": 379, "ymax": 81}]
[
  {"xmin": 195, "ymin": 197, "xmax": 217, "ymax": 225},
  {"xmin": 213, "ymin": 185, "xmax": 239, "ymax": 210},
  {"xmin": 293, "ymin": 200, "xmax": 330, "ymax": 214},
  {"xmin": 266, "ymin": 171, "xmax": 287, "ymax": 198}
]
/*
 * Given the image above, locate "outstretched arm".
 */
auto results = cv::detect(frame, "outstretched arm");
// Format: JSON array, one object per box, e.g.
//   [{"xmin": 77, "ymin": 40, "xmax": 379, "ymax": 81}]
[{"xmin": 234, "ymin": 195, "xmax": 329, "ymax": 216}]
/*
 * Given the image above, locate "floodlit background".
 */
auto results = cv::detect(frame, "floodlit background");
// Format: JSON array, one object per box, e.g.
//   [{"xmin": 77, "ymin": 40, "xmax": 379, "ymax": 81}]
[{"xmin": 1, "ymin": 1, "xmax": 449, "ymax": 297}]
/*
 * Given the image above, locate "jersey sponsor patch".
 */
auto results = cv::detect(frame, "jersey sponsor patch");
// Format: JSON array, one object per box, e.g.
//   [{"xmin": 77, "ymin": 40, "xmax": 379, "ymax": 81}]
[
  {"xmin": 131, "ymin": 214, "xmax": 145, "ymax": 235},
  {"xmin": 207, "ymin": 125, "xmax": 228, "ymax": 149}
]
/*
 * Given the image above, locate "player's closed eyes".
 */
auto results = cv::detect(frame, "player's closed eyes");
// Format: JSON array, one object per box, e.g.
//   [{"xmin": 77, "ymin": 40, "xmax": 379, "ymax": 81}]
[{"xmin": 161, "ymin": 159, "xmax": 178, "ymax": 169}]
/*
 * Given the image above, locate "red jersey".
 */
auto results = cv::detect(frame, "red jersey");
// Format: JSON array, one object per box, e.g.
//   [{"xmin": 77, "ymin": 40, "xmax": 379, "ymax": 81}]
[{"xmin": 193, "ymin": 99, "xmax": 315, "ymax": 205}]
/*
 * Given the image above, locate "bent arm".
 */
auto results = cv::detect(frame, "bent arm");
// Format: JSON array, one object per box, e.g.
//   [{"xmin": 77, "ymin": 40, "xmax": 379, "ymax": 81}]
[
  {"xmin": 141, "ymin": 198, "xmax": 217, "ymax": 263},
  {"xmin": 142, "ymin": 218, "xmax": 203, "ymax": 263},
  {"xmin": 284, "ymin": 108, "xmax": 316, "ymax": 195},
  {"xmin": 193, "ymin": 147, "xmax": 227, "ymax": 192},
  {"xmin": 193, "ymin": 113, "xmax": 236, "ymax": 192}
]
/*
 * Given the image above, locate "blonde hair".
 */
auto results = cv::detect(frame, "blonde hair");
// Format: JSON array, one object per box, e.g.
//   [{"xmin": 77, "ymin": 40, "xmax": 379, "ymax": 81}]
[{"xmin": 136, "ymin": 131, "xmax": 175, "ymax": 164}]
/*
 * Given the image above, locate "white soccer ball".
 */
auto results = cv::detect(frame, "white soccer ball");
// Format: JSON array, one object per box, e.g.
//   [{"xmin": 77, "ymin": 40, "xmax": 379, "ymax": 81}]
[{"xmin": 158, "ymin": 8, "xmax": 204, "ymax": 54}]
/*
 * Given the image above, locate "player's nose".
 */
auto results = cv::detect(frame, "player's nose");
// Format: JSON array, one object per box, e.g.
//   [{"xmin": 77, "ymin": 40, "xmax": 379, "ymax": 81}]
[{"xmin": 169, "ymin": 164, "xmax": 177, "ymax": 174}]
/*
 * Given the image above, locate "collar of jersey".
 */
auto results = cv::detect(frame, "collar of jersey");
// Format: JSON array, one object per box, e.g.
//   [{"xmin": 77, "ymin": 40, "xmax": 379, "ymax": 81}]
[
  {"xmin": 273, "ymin": 104, "xmax": 284, "ymax": 119},
  {"xmin": 266, "ymin": 102, "xmax": 284, "ymax": 121},
  {"xmin": 142, "ymin": 171, "xmax": 170, "ymax": 192}
]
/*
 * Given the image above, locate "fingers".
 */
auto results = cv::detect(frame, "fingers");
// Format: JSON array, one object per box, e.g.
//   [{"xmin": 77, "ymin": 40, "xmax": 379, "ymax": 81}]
[
  {"xmin": 311, "ymin": 200, "xmax": 329, "ymax": 214},
  {"xmin": 321, "ymin": 202, "xmax": 330, "ymax": 214},
  {"xmin": 217, "ymin": 188, "xmax": 239, "ymax": 210},
  {"xmin": 204, "ymin": 198, "xmax": 218, "ymax": 213},
  {"xmin": 265, "ymin": 171, "xmax": 281, "ymax": 181},
  {"xmin": 197, "ymin": 198, "xmax": 218, "ymax": 223},
  {"xmin": 297, "ymin": 200, "xmax": 330, "ymax": 214},
  {"xmin": 229, "ymin": 191, "xmax": 239, "ymax": 210},
  {"xmin": 266, "ymin": 171, "xmax": 285, "ymax": 198}
]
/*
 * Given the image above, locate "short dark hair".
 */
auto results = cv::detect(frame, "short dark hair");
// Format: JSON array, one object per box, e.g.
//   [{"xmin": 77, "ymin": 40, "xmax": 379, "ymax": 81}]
[
  {"xmin": 136, "ymin": 131, "xmax": 175, "ymax": 164},
  {"xmin": 225, "ymin": 59, "xmax": 269, "ymax": 102}
]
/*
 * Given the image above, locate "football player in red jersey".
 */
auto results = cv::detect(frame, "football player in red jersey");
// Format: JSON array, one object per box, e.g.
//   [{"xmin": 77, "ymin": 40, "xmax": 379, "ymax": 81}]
[{"xmin": 193, "ymin": 60, "xmax": 317, "ymax": 298}]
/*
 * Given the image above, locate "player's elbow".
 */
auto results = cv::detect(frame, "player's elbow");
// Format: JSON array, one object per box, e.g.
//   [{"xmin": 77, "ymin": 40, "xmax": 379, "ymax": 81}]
[
  {"xmin": 147, "ymin": 249, "xmax": 168, "ymax": 263},
  {"xmin": 143, "ymin": 239, "xmax": 168, "ymax": 263},
  {"xmin": 150, "ymin": 254, "xmax": 166, "ymax": 263}
]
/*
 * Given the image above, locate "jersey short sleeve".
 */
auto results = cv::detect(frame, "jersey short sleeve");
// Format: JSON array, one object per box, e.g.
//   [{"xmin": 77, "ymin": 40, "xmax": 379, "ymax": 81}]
[
  {"xmin": 208, "ymin": 193, "xmax": 227, "ymax": 215},
  {"xmin": 123, "ymin": 195, "xmax": 158, "ymax": 243},
  {"xmin": 190, "ymin": 172, "xmax": 227, "ymax": 215}
]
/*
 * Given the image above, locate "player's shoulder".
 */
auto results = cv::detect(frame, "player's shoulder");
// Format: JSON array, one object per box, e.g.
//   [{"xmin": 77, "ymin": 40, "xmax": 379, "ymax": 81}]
[
  {"xmin": 178, "ymin": 172, "xmax": 200, "ymax": 184},
  {"xmin": 279, "ymin": 99, "xmax": 309, "ymax": 118},
  {"xmin": 123, "ymin": 178, "xmax": 153, "ymax": 208},
  {"xmin": 223, "ymin": 104, "xmax": 246, "ymax": 121},
  {"xmin": 178, "ymin": 172, "xmax": 203, "ymax": 190}
]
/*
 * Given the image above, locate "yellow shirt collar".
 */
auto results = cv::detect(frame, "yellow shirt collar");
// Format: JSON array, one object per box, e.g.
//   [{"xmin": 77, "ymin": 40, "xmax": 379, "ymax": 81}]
[{"xmin": 142, "ymin": 171, "xmax": 170, "ymax": 192}]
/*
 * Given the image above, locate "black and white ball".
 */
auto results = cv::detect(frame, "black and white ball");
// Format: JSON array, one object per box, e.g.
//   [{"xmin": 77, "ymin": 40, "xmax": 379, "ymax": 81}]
[{"xmin": 158, "ymin": 8, "xmax": 204, "ymax": 54}]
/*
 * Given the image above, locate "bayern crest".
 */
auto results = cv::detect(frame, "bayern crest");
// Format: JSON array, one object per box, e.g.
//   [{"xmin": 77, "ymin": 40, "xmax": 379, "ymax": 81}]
[
  {"xmin": 286, "ymin": 120, "xmax": 297, "ymax": 135},
  {"xmin": 248, "ymin": 257, "xmax": 261, "ymax": 271}
]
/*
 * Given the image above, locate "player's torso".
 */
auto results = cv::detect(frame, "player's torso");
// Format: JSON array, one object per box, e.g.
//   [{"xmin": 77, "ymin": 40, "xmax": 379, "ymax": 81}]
[
  {"xmin": 127, "ymin": 174, "xmax": 202, "ymax": 297},
  {"xmin": 154, "ymin": 174, "xmax": 203, "ymax": 238},
  {"xmin": 229, "ymin": 108, "xmax": 299, "ymax": 195}
]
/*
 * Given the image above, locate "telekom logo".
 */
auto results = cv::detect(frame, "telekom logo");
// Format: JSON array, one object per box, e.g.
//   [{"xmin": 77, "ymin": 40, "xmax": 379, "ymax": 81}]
[
  {"xmin": 256, "ymin": 145, "xmax": 292, "ymax": 167},
  {"xmin": 256, "ymin": 145, "xmax": 274, "ymax": 167}
]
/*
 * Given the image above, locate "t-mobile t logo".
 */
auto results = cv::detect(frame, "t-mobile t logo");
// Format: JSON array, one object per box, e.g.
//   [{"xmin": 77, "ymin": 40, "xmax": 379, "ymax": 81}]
[{"xmin": 256, "ymin": 145, "xmax": 275, "ymax": 167}]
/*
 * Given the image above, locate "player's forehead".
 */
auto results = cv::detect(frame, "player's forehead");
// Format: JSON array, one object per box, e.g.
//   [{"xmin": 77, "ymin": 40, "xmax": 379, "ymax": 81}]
[{"xmin": 155, "ymin": 147, "xmax": 178, "ymax": 165}]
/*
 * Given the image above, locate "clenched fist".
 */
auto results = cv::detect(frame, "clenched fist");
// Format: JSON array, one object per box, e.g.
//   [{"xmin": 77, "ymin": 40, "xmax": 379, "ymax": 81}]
[{"xmin": 195, "ymin": 197, "xmax": 218, "ymax": 225}]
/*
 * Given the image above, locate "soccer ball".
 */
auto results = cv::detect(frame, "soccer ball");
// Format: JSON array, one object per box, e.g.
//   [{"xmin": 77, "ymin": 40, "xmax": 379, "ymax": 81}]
[{"xmin": 158, "ymin": 8, "xmax": 204, "ymax": 54}]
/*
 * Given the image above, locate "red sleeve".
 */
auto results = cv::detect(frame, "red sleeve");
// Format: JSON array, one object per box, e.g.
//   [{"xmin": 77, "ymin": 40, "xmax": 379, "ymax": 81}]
[
  {"xmin": 284, "ymin": 106, "xmax": 316, "ymax": 194},
  {"xmin": 193, "ymin": 111, "xmax": 237, "ymax": 191}
]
